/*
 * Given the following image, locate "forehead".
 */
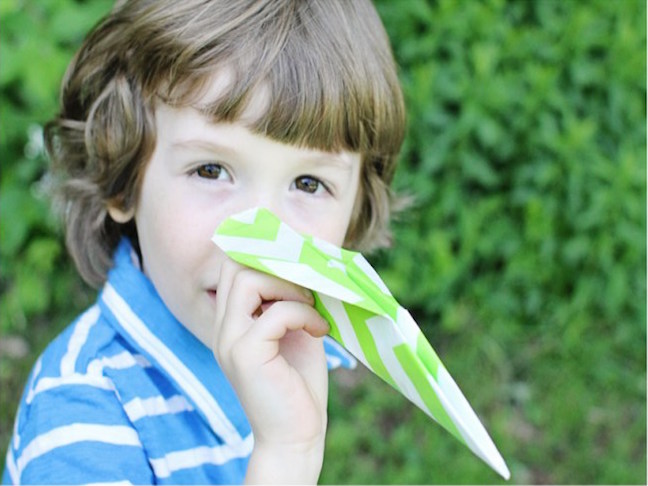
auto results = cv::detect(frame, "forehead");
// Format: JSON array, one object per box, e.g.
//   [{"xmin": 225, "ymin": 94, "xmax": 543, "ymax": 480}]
[{"xmin": 155, "ymin": 101, "xmax": 360, "ymax": 170}]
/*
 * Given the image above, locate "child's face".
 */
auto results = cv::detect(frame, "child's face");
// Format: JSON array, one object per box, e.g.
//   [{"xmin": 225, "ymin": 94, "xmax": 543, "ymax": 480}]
[{"xmin": 111, "ymin": 102, "xmax": 361, "ymax": 346}]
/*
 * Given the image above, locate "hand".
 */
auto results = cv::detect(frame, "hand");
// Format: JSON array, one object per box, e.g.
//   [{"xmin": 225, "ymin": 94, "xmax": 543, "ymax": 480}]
[{"xmin": 212, "ymin": 258, "xmax": 330, "ymax": 483}]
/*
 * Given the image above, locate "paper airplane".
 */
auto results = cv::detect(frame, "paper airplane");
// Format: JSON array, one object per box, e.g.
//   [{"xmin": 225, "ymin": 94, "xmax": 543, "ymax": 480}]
[{"xmin": 212, "ymin": 207, "xmax": 510, "ymax": 479}]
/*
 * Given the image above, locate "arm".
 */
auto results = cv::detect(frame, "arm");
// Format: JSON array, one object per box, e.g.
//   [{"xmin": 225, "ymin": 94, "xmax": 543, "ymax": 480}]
[
  {"xmin": 212, "ymin": 259, "xmax": 330, "ymax": 484},
  {"xmin": 6, "ymin": 375, "xmax": 153, "ymax": 484}
]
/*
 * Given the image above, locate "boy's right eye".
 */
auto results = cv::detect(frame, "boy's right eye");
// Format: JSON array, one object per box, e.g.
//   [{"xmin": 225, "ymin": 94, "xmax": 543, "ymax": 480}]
[{"xmin": 194, "ymin": 163, "xmax": 228, "ymax": 180}]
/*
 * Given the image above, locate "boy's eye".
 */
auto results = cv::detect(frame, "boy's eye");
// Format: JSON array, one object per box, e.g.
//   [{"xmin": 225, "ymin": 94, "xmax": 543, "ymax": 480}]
[
  {"xmin": 294, "ymin": 176, "xmax": 325, "ymax": 194},
  {"xmin": 195, "ymin": 163, "xmax": 227, "ymax": 180}
]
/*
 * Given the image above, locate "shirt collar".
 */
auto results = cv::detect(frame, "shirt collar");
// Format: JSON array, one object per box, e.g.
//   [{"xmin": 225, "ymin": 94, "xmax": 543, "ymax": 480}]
[{"xmin": 99, "ymin": 239, "xmax": 251, "ymax": 445}]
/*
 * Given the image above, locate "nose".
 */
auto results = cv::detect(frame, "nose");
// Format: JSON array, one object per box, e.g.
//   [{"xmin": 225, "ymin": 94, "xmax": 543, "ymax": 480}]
[
  {"xmin": 239, "ymin": 189, "xmax": 287, "ymax": 223},
  {"xmin": 234, "ymin": 185, "xmax": 310, "ymax": 236},
  {"xmin": 241, "ymin": 191, "xmax": 307, "ymax": 235}
]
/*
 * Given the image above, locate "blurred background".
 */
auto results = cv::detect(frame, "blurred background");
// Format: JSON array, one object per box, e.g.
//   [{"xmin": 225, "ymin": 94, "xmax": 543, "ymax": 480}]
[{"xmin": 0, "ymin": 0, "xmax": 645, "ymax": 484}]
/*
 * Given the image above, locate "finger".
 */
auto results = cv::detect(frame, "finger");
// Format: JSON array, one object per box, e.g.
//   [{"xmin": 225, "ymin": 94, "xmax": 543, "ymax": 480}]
[
  {"xmin": 215, "ymin": 266, "xmax": 314, "ymax": 356},
  {"xmin": 213, "ymin": 258, "xmax": 244, "ymax": 352},
  {"xmin": 259, "ymin": 301, "xmax": 330, "ymax": 340},
  {"xmin": 237, "ymin": 301, "xmax": 330, "ymax": 364},
  {"xmin": 236, "ymin": 301, "xmax": 330, "ymax": 410},
  {"xmin": 277, "ymin": 328, "xmax": 329, "ymax": 402},
  {"xmin": 227, "ymin": 270, "xmax": 314, "ymax": 316},
  {"xmin": 213, "ymin": 259, "xmax": 242, "ymax": 337}
]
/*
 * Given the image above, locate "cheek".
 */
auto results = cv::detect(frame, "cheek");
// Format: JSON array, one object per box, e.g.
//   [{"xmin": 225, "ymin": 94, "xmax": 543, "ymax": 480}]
[
  {"xmin": 134, "ymin": 193, "xmax": 197, "ymax": 271},
  {"xmin": 306, "ymin": 214, "xmax": 354, "ymax": 247}
]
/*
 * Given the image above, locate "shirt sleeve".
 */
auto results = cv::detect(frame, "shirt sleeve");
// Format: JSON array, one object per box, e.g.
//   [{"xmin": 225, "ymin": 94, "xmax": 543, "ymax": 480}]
[
  {"xmin": 324, "ymin": 335, "xmax": 357, "ymax": 370},
  {"xmin": 4, "ymin": 373, "xmax": 154, "ymax": 485}
]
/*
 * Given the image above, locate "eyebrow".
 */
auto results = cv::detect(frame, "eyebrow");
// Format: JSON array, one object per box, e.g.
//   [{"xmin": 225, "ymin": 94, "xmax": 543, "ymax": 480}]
[
  {"xmin": 171, "ymin": 138, "xmax": 355, "ymax": 171},
  {"xmin": 171, "ymin": 139, "xmax": 238, "ymax": 159},
  {"xmin": 300, "ymin": 153, "xmax": 355, "ymax": 171}
]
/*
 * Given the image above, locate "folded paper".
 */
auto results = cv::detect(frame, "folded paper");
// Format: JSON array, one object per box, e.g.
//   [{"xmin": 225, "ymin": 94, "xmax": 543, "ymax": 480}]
[{"xmin": 212, "ymin": 207, "xmax": 510, "ymax": 479}]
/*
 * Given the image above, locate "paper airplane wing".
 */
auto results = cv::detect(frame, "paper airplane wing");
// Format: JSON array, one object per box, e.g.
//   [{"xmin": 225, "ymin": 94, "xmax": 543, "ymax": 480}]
[{"xmin": 212, "ymin": 207, "xmax": 510, "ymax": 479}]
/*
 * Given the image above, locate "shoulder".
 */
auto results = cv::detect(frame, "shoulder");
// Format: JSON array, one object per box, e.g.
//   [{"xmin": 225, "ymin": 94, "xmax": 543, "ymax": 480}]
[
  {"xmin": 22, "ymin": 304, "xmax": 132, "ymax": 394},
  {"xmin": 4, "ymin": 304, "xmax": 153, "ymax": 485}
]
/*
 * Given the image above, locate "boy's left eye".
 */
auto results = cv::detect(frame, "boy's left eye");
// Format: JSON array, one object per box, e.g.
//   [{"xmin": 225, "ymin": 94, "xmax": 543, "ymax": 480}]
[{"xmin": 293, "ymin": 176, "xmax": 327, "ymax": 195}]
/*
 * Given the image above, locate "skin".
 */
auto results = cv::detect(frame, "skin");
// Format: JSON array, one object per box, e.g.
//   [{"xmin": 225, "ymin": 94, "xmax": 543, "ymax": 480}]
[{"xmin": 108, "ymin": 101, "xmax": 361, "ymax": 483}]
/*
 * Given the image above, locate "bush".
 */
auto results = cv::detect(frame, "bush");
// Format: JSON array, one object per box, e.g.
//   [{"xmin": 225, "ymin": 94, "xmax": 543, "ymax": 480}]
[
  {"xmin": 1, "ymin": 0, "xmax": 645, "ymax": 484},
  {"xmin": 378, "ymin": 0, "xmax": 645, "ymax": 350},
  {"xmin": 0, "ymin": 0, "xmax": 111, "ymax": 470},
  {"xmin": 1, "ymin": 1, "xmax": 113, "ymax": 331},
  {"xmin": 367, "ymin": 0, "xmax": 646, "ymax": 482}
]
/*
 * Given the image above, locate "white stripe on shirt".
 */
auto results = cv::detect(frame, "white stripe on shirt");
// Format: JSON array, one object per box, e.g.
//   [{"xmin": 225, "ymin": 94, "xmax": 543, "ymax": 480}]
[
  {"xmin": 149, "ymin": 433, "xmax": 254, "ymax": 478},
  {"xmin": 324, "ymin": 335, "xmax": 358, "ymax": 369},
  {"xmin": 21, "ymin": 357, "xmax": 42, "ymax": 408},
  {"xmin": 12, "ymin": 400, "xmax": 21, "ymax": 452},
  {"xmin": 26, "ymin": 373, "xmax": 115, "ymax": 404},
  {"xmin": 5, "ymin": 446, "xmax": 18, "ymax": 484},
  {"xmin": 123, "ymin": 394, "xmax": 194, "ymax": 422},
  {"xmin": 326, "ymin": 354, "xmax": 342, "ymax": 369},
  {"xmin": 16, "ymin": 423, "xmax": 142, "ymax": 475},
  {"xmin": 86, "ymin": 350, "xmax": 150, "ymax": 376},
  {"xmin": 11, "ymin": 358, "xmax": 43, "ymax": 452},
  {"xmin": 102, "ymin": 284, "xmax": 243, "ymax": 447},
  {"xmin": 60, "ymin": 305, "xmax": 101, "ymax": 375}
]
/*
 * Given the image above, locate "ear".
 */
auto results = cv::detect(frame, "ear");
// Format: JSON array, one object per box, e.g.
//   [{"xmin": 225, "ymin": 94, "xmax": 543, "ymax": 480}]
[{"xmin": 107, "ymin": 204, "xmax": 135, "ymax": 224}]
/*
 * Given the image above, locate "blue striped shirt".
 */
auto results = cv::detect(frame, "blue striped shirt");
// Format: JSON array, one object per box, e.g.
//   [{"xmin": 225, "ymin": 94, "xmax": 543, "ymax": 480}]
[{"xmin": 2, "ymin": 239, "xmax": 356, "ymax": 484}]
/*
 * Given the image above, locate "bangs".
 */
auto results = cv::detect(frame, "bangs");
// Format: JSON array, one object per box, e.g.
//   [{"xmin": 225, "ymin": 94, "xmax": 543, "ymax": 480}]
[{"xmin": 136, "ymin": 0, "xmax": 404, "ymax": 160}]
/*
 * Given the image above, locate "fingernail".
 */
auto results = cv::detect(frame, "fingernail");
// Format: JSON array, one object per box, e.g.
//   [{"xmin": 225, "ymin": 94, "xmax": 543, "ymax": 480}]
[
  {"xmin": 324, "ymin": 319, "xmax": 331, "ymax": 334},
  {"xmin": 302, "ymin": 287, "xmax": 314, "ymax": 301}
]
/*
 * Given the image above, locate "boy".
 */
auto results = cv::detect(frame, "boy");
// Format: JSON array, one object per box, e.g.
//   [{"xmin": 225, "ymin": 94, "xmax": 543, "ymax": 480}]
[{"xmin": 3, "ymin": 0, "xmax": 405, "ymax": 483}]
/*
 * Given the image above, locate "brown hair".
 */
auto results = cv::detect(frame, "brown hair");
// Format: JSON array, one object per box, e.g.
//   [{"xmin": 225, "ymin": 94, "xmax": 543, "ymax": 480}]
[{"xmin": 46, "ymin": 0, "xmax": 406, "ymax": 288}]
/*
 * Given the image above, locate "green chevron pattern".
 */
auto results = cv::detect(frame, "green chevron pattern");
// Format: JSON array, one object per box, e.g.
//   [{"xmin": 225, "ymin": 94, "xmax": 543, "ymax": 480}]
[{"xmin": 212, "ymin": 207, "xmax": 509, "ymax": 479}]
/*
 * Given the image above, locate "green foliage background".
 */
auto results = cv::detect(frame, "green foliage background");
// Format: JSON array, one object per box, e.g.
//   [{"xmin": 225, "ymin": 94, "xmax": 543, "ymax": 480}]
[{"xmin": 1, "ymin": 0, "xmax": 645, "ymax": 484}]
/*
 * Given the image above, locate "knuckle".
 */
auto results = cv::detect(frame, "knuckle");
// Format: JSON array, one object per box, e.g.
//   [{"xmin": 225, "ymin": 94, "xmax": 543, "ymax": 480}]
[
  {"xmin": 231, "ymin": 268, "xmax": 257, "ymax": 291},
  {"xmin": 219, "ymin": 259, "xmax": 243, "ymax": 285},
  {"xmin": 233, "ymin": 267, "xmax": 254, "ymax": 283},
  {"xmin": 221, "ymin": 258, "xmax": 239, "ymax": 274}
]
